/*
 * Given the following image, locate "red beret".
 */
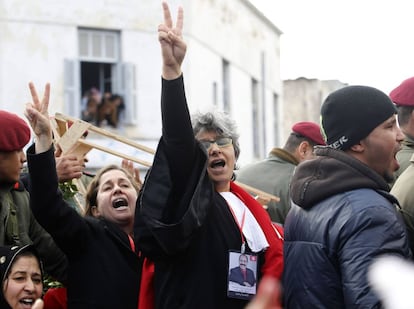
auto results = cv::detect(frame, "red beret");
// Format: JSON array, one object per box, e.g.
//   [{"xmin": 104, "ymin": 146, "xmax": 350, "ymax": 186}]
[
  {"xmin": 389, "ymin": 77, "xmax": 414, "ymax": 106},
  {"xmin": 292, "ymin": 121, "xmax": 326, "ymax": 145},
  {"xmin": 0, "ymin": 110, "xmax": 31, "ymax": 152}
]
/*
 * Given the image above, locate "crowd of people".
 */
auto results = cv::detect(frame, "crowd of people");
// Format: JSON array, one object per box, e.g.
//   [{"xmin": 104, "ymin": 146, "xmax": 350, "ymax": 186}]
[
  {"xmin": 2, "ymin": 1, "xmax": 414, "ymax": 308},
  {"xmin": 81, "ymin": 88, "xmax": 125, "ymax": 128},
  {"xmin": 237, "ymin": 121, "xmax": 326, "ymax": 224}
]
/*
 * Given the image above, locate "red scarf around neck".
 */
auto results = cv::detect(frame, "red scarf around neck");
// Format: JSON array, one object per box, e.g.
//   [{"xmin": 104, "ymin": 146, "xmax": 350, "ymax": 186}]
[{"xmin": 230, "ymin": 181, "xmax": 284, "ymax": 279}]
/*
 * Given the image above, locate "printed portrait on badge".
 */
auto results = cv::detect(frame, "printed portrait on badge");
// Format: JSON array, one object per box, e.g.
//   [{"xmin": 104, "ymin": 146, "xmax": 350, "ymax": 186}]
[{"xmin": 227, "ymin": 250, "xmax": 258, "ymax": 300}]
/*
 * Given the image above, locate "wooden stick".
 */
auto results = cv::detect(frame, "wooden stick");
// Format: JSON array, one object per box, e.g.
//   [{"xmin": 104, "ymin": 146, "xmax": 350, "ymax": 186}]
[
  {"xmin": 73, "ymin": 178, "xmax": 87, "ymax": 196},
  {"xmin": 50, "ymin": 118, "xmax": 63, "ymax": 142},
  {"xmin": 72, "ymin": 191, "xmax": 86, "ymax": 215},
  {"xmin": 55, "ymin": 113, "xmax": 156, "ymax": 155},
  {"xmin": 77, "ymin": 139, "xmax": 153, "ymax": 167},
  {"xmin": 54, "ymin": 113, "xmax": 279, "ymax": 204},
  {"xmin": 57, "ymin": 120, "xmax": 91, "ymax": 154},
  {"xmin": 234, "ymin": 181, "xmax": 280, "ymax": 202}
]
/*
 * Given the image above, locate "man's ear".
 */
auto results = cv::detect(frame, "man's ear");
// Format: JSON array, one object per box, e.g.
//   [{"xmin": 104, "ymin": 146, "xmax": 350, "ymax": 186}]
[
  {"xmin": 91, "ymin": 205, "xmax": 100, "ymax": 217},
  {"xmin": 349, "ymin": 141, "xmax": 364, "ymax": 153},
  {"xmin": 297, "ymin": 141, "xmax": 311, "ymax": 160}
]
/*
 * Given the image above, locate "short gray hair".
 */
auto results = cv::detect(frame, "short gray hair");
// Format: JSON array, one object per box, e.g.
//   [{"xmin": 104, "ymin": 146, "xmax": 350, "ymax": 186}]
[{"xmin": 191, "ymin": 110, "xmax": 240, "ymax": 160}]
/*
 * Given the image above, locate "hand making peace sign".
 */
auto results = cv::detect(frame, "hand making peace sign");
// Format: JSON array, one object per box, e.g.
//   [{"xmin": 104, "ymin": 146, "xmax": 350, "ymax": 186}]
[
  {"xmin": 24, "ymin": 82, "xmax": 53, "ymax": 154},
  {"xmin": 159, "ymin": 1, "xmax": 186, "ymax": 80}
]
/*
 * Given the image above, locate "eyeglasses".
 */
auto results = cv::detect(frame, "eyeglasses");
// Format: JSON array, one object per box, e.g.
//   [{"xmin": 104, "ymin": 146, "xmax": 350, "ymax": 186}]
[{"xmin": 199, "ymin": 137, "xmax": 233, "ymax": 150}]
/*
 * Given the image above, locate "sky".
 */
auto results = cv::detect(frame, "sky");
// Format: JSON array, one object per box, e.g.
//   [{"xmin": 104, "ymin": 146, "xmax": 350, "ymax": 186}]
[{"xmin": 249, "ymin": 0, "xmax": 414, "ymax": 94}]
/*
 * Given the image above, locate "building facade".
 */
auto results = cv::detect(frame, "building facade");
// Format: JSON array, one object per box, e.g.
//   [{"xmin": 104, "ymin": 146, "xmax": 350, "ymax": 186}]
[
  {"xmin": 0, "ymin": 0, "xmax": 283, "ymax": 169},
  {"xmin": 282, "ymin": 77, "xmax": 347, "ymax": 144}
]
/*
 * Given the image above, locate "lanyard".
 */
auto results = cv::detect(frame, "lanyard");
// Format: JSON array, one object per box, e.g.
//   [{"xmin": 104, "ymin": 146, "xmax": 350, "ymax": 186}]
[
  {"xmin": 228, "ymin": 204, "xmax": 247, "ymax": 253},
  {"xmin": 128, "ymin": 234, "xmax": 136, "ymax": 252}
]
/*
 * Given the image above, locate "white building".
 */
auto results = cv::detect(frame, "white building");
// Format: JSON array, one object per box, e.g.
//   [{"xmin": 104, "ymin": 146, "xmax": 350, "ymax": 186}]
[
  {"xmin": 0, "ymin": 0, "xmax": 283, "ymax": 169},
  {"xmin": 282, "ymin": 77, "xmax": 347, "ymax": 143}
]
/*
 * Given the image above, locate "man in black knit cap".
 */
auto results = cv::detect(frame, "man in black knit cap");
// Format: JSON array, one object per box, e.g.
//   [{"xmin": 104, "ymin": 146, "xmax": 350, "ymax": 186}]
[{"xmin": 283, "ymin": 85, "xmax": 411, "ymax": 308}]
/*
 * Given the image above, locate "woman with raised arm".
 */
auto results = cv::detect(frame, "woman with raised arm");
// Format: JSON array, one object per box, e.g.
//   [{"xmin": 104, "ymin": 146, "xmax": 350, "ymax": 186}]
[
  {"xmin": 24, "ymin": 83, "xmax": 153, "ymax": 308},
  {"xmin": 135, "ymin": 2, "xmax": 283, "ymax": 308}
]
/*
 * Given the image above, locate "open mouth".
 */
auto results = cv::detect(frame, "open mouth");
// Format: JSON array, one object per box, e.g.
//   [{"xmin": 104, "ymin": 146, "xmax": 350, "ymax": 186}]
[
  {"xmin": 112, "ymin": 198, "xmax": 128, "ymax": 209},
  {"xmin": 20, "ymin": 298, "xmax": 35, "ymax": 307},
  {"xmin": 210, "ymin": 159, "xmax": 225, "ymax": 168}
]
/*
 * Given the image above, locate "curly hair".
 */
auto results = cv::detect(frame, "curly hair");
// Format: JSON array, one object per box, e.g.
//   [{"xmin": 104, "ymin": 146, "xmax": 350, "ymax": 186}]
[{"xmin": 191, "ymin": 110, "xmax": 240, "ymax": 160}]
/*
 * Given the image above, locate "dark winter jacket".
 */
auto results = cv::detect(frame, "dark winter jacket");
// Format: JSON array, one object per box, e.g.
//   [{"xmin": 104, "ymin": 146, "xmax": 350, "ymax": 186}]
[
  {"xmin": 27, "ymin": 146, "xmax": 142, "ymax": 309},
  {"xmin": 283, "ymin": 147, "xmax": 411, "ymax": 308}
]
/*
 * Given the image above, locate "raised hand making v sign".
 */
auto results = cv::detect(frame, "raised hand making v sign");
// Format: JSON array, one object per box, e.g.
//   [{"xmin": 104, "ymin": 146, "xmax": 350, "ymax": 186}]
[
  {"xmin": 24, "ymin": 82, "xmax": 150, "ymax": 308},
  {"xmin": 159, "ymin": 1, "xmax": 186, "ymax": 80},
  {"xmin": 24, "ymin": 82, "xmax": 53, "ymax": 155},
  {"xmin": 135, "ymin": 2, "xmax": 283, "ymax": 309}
]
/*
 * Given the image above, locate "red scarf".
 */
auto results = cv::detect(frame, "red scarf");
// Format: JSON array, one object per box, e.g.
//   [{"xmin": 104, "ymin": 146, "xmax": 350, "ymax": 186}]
[
  {"xmin": 129, "ymin": 236, "xmax": 155, "ymax": 309},
  {"xmin": 133, "ymin": 182, "xmax": 283, "ymax": 309},
  {"xmin": 230, "ymin": 181, "xmax": 284, "ymax": 279},
  {"xmin": 138, "ymin": 258, "xmax": 155, "ymax": 309}
]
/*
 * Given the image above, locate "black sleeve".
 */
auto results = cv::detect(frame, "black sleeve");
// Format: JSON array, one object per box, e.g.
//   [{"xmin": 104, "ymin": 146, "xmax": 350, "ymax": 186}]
[
  {"xmin": 160, "ymin": 75, "xmax": 198, "ymax": 186},
  {"xmin": 135, "ymin": 75, "xmax": 214, "ymax": 259},
  {"xmin": 26, "ymin": 145, "xmax": 91, "ymax": 255}
]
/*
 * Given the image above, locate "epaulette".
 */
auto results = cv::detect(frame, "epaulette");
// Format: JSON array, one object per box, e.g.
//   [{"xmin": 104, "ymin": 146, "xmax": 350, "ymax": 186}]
[{"xmin": 12, "ymin": 180, "xmax": 26, "ymax": 192}]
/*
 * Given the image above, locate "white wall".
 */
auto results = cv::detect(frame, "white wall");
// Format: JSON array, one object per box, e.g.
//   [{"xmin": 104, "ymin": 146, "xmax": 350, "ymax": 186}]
[{"xmin": 0, "ymin": 0, "xmax": 283, "ymax": 168}]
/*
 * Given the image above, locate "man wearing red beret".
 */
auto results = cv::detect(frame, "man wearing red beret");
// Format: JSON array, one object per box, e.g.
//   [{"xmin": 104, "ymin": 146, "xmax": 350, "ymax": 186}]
[
  {"xmin": 390, "ymin": 77, "xmax": 414, "ymax": 255},
  {"xmin": 389, "ymin": 76, "xmax": 414, "ymax": 182},
  {"xmin": 236, "ymin": 121, "xmax": 326, "ymax": 224},
  {"xmin": 0, "ymin": 110, "xmax": 68, "ymax": 282}
]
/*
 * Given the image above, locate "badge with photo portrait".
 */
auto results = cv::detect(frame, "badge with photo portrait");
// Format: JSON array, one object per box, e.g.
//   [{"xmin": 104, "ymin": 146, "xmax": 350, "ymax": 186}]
[{"xmin": 227, "ymin": 250, "xmax": 258, "ymax": 300}]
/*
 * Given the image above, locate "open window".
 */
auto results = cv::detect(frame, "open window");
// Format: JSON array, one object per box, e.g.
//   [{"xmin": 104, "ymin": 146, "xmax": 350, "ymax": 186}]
[{"xmin": 64, "ymin": 28, "xmax": 137, "ymax": 127}]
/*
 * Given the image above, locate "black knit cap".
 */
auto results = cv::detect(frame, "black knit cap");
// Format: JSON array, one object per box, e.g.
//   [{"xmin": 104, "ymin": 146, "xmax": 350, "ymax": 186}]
[{"xmin": 321, "ymin": 85, "xmax": 397, "ymax": 150}]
